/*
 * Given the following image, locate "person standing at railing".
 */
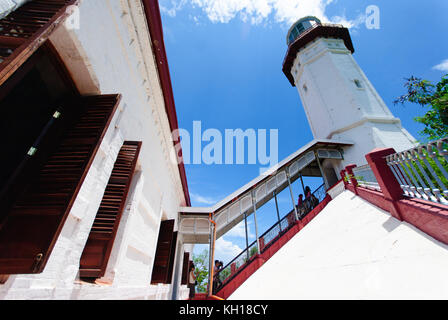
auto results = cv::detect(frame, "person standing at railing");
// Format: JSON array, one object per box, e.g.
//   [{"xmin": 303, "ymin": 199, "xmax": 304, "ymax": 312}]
[
  {"xmin": 298, "ymin": 194, "xmax": 303, "ymax": 207},
  {"xmin": 297, "ymin": 194, "xmax": 305, "ymax": 218},
  {"xmin": 188, "ymin": 263, "xmax": 197, "ymax": 300},
  {"xmin": 305, "ymin": 186, "xmax": 312, "ymax": 199},
  {"xmin": 304, "ymin": 186, "xmax": 312, "ymax": 211},
  {"xmin": 304, "ymin": 186, "xmax": 320, "ymax": 212},
  {"xmin": 213, "ymin": 260, "xmax": 223, "ymax": 295}
]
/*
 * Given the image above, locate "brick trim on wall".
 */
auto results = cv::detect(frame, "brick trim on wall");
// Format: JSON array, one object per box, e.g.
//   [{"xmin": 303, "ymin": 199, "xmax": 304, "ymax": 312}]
[{"xmin": 343, "ymin": 148, "xmax": 448, "ymax": 246}]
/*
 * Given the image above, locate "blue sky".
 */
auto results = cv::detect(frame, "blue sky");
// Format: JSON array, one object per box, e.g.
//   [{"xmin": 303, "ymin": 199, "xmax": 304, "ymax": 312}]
[{"xmin": 159, "ymin": 0, "xmax": 448, "ymax": 263}]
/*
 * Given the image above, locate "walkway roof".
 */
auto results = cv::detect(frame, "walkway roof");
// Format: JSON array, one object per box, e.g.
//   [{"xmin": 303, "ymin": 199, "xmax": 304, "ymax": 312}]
[{"xmin": 179, "ymin": 139, "xmax": 353, "ymax": 243}]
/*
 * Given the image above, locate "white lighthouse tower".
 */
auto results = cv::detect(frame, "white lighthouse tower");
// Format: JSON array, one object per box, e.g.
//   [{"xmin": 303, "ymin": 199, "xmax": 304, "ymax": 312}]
[{"xmin": 283, "ymin": 17, "xmax": 416, "ymax": 174}]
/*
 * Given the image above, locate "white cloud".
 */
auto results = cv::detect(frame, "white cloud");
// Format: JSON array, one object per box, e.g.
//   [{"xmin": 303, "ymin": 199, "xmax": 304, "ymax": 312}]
[
  {"xmin": 160, "ymin": 0, "xmax": 188, "ymax": 17},
  {"xmin": 215, "ymin": 237, "xmax": 243, "ymax": 262},
  {"xmin": 160, "ymin": 0, "xmax": 364, "ymax": 28},
  {"xmin": 191, "ymin": 0, "xmax": 274, "ymax": 24},
  {"xmin": 433, "ymin": 59, "xmax": 448, "ymax": 72},
  {"xmin": 190, "ymin": 192, "xmax": 217, "ymax": 205},
  {"xmin": 225, "ymin": 220, "xmax": 254, "ymax": 239}
]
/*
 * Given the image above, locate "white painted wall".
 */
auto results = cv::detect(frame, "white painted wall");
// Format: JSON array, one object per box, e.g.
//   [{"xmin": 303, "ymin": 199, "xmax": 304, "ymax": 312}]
[
  {"xmin": 229, "ymin": 191, "xmax": 448, "ymax": 300},
  {"xmin": 0, "ymin": 0, "xmax": 190, "ymax": 300},
  {"xmin": 292, "ymin": 37, "xmax": 416, "ymax": 172}
]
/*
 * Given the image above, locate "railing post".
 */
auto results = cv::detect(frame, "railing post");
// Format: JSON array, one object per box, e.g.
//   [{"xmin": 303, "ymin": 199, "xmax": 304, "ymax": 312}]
[
  {"xmin": 259, "ymin": 237, "xmax": 265, "ymax": 252},
  {"xmin": 251, "ymin": 190, "xmax": 261, "ymax": 255},
  {"xmin": 208, "ymin": 216, "xmax": 214, "ymax": 296},
  {"xmin": 231, "ymin": 263, "xmax": 237, "ymax": 275},
  {"xmin": 244, "ymin": 213, "xmax": 249, "ymax": 261},
  {"xmin": 345, "ymin": 164, "xmax": 358, "ymax": 195},
  {"xmin": 315, "ymin": 151, "xmax": 330, "ymax": 190},
  {"xmin": 274, "ymin": 191, "xmax": 282, "ymax": 231},
  {"xmin": 286, "ymin": 171, "xmax": 300, "ymax": 221},
  {"xmin": 365, "ymin": 148, "xmax": 404, "ymax": 221}
]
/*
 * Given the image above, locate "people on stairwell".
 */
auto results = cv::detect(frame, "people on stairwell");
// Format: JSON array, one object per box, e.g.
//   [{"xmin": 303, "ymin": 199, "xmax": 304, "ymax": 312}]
[
  {"xmin": 303, "ymin": 186, "xmax": 311, "ymax": 212},
  {"xmin": 300, "ymin": 186, "xmax": 319, "ymax": 216},
  {"xmin": 305, "ymin": 186, "xmax": 312, "ymax": 200},
  {"xmin": 297, "ymin": 194, "xmax": 305, "ymax": 218},
  {"xmin": 298, "ymin": 194, "xmax": 303, "ymax": 207},
  {"xmin": 213, "ymin": 260, "xmax": 224, "ymax": 295}
]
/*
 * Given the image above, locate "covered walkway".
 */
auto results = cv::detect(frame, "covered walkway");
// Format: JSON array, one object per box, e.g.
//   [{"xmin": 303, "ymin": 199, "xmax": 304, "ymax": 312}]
[
  {"xmin": 179, "ymin": 139, "xmax": 352, "ymax": 244},
  {"xmin": 228, "ymin": 190, "xmax": 448, "ymax": 300},
  {"xmin": 179, "ymin": 139, "xmax": 352, "ymax": 298}
]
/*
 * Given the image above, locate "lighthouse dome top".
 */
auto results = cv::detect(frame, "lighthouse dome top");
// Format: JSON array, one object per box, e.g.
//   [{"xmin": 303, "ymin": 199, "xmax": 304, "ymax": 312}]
[{"xmin": 287, "ymin": 16, "xmax": 322, "ymax": 46}]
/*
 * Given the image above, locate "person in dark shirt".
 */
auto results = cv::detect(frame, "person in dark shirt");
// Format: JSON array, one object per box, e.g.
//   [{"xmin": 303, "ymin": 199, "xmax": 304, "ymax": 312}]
[
  {"xmin": 305, "ymin": 186, "xmax": 312, "ymax": 199},
  {"xmin": 298, "ymin": 194, "xmax": 304, "ymax": 207},
  {"xmin": 297, "ymin": 194, "xmax": 304, "ymax": 218},
  {"xmin": 213, "ymin": 260, "xmax": 224, "ymax": 295}
]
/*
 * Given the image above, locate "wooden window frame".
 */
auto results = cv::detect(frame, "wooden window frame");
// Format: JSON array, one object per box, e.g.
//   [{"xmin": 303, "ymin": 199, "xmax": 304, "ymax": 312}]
[
  {"xmin": 0, "ymin": 41, "xmax": 79, "ymax": 103},
  {"xmin": 181, "ymin": 252, "xmax": 190, "ymax": 285},
  {"xmin": 151, "ymin": 220, "xmax": 178, "ymax": 285},
  {"xmin": 79, "ymin": 141, "xmax": 143, "ymax": 280},
  {"xmin": 0, "ymin": 94, "xmax": 122, "ymax": 275},
  {"xmin": 0, "ymin": 41, "xmax": 80, "ymax": 221},
  {"xmin": 0, "ymin": 0, "xmax": 79, "ymax": 87}
]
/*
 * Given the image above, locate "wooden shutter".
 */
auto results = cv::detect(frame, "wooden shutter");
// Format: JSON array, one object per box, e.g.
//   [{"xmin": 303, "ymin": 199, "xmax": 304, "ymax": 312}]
[
  {"xmin": 79, "ymin": 141, "xmax": 142, "ymax": 279},
  {"xmin": 0, "ymin": 0, "xmax": 79, "ymax": 86},
  {"xmin": 166, "ymin": 231, "xmax": 178, "ymax": 285},
  {"xmin": 151, "ymin": 220, "xmax": 178, "ymax": 284},
  {"xmin": 0, "ymin": 94, "xmax": 121, "ymax": 274},
  {"xmin": 181, "ymin": 252, "xmax": 190, "ymax": 285}
]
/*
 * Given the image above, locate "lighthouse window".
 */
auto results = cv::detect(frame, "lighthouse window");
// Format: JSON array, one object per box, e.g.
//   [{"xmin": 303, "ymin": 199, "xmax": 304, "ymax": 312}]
[
  {"xmin": 354, "ymin": 79, "xmax": 363, "ymax": 89},
  {"xmin": 291, "ymin": 28, "xmax": 299, "ymax": 40},
  {"xmin": 288, "ymin": 33, "xmax": 295, "ymax": 44},
  {"xmin": 303, "ymin": 84, "xmax": 308, "ymax": 92}
]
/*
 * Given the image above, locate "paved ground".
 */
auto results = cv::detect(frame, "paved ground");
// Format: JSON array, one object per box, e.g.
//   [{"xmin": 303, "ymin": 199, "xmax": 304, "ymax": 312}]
[{"xmin": 229, "ymin": 191, "xmax": 448, "ymax": 300}]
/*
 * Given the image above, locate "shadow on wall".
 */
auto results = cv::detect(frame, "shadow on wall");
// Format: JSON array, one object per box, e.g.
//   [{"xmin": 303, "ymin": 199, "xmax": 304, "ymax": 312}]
[
  {"xmin": 348, "ymin": 189, "xmax": 448, "ymax": 253},
  {"xmin": 381, "ymin": 216, "xmax": 401, "ymax": 233}
]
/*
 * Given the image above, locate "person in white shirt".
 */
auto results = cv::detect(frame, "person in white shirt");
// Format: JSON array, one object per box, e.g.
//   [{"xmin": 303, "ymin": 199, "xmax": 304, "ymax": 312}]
[{"xmin": 188, "ymin": 263, "xmax": 197, "ymax": 300}]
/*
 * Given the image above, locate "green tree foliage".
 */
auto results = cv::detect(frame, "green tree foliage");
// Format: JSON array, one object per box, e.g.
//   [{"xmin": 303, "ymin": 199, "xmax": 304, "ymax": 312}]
[
  {"xmin": 217, "ymin": 265, "xmax": 231, "ymax": 284},
  {"xmin": 192, "ymin": 249, "xmax": 210, "ymax": 293},
  {"xmin": 394, "ymin": 74, "xmax": 448, "ymax": 141},
  {"xmin": 242, "ymin": 245, "xmax": 258, "ymax": 264},
  {"xmin": 249, "ymin": 245, "xmax": 258, "ymax": 258}
]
